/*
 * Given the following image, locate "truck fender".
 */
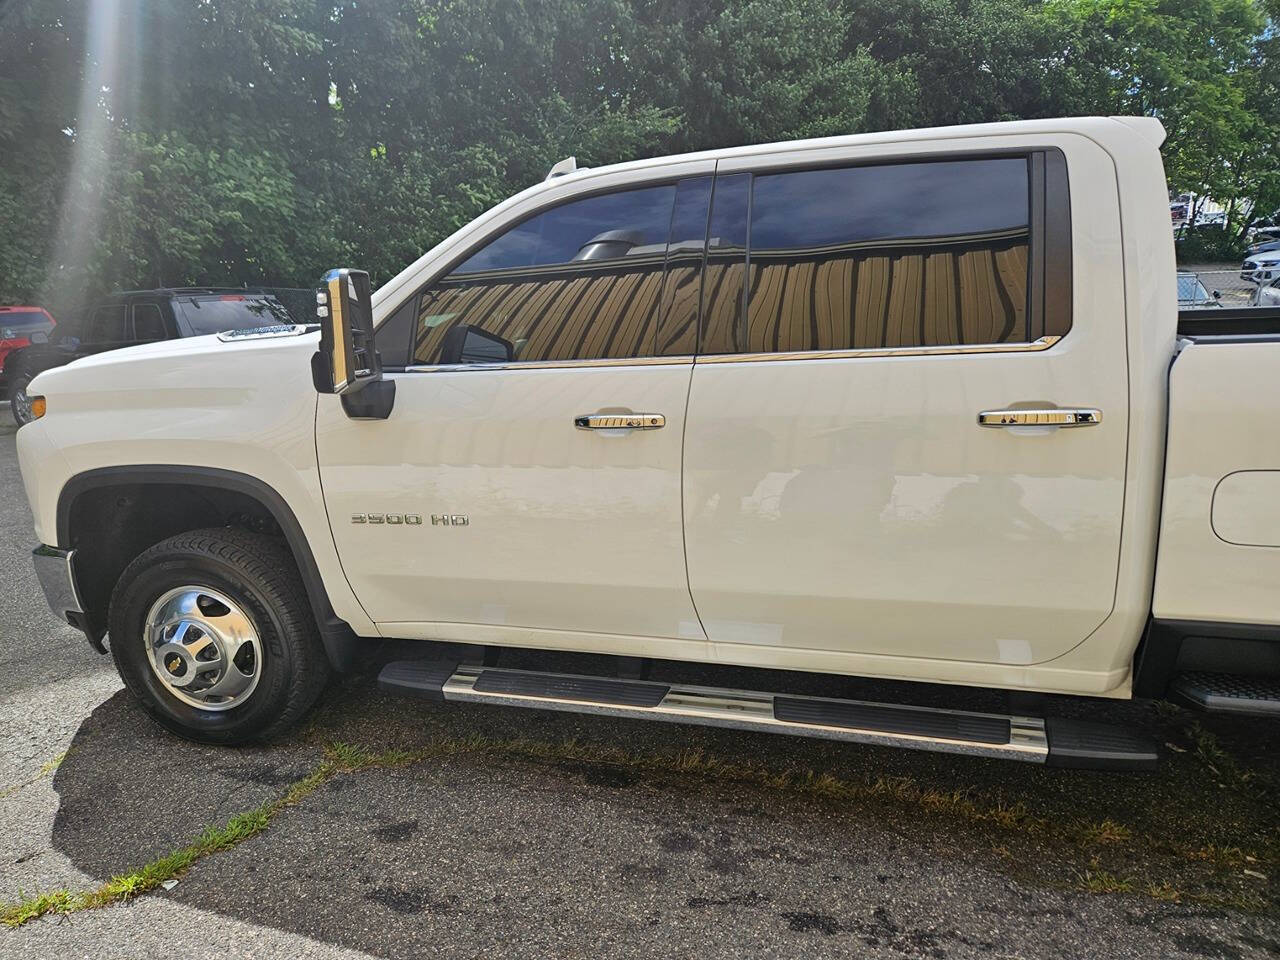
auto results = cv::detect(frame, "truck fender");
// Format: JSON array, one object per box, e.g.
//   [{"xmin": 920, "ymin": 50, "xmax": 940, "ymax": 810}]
[{"xmin": 56, "ymin": 465, "xmax": 362, "ymax": 672}]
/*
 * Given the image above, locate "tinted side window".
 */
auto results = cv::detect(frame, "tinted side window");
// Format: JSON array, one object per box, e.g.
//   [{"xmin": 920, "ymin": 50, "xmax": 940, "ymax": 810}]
[
  {"xmin": 702, "ymin": 158, "xmax": 1034, "ymax": 355},
  {"xmin": 132, "ymin": 303, "xmax": 166, "ymax": 340},
  {"xmin": 88, "ymin": 305, "xmax": 127, "ymax": 341},
  {"xmin": 412, "ymin": 184, "xmax": 677, "ymax": 365}
]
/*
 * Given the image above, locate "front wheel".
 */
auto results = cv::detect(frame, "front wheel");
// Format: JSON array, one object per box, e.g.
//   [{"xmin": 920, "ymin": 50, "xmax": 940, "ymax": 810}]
[
  {"xmin": 8, "ymin": 371, "xmax": 35, "ymax": 426},
  {"xmin": 108, "ymin": 528, "xmax": 331, "ymax": 744}
]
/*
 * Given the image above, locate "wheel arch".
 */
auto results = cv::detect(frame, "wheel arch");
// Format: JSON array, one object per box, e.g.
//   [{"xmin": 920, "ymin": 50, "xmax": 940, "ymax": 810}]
[{"xmin": 57, "ymin": 465, "xmax": 362, "ymax": 671}]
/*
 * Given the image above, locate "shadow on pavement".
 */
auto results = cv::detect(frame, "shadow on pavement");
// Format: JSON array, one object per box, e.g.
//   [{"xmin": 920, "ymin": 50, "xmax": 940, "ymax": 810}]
[{"xmin": 49, "ymin": 641, "xmax": 1280, "ymax": 958}]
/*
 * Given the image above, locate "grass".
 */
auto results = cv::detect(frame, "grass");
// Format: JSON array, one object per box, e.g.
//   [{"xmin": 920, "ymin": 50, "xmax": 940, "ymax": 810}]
[
  {"xmin": 1078, "ymin": 866, "xmax": 1134, "ymax": 895},
  {"xmin": 1079, "ymin": 819, "xmax": 1133, "ymax": 846},
  {"xmin": 1186, "ymin": 722, "xmax": 1262, "ymax": 794}
]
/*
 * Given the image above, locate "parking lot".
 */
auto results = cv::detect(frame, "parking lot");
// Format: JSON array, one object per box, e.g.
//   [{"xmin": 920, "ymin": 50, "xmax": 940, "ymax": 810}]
[{"xmin": 0, "ymin": 415, "xmax": 1277, "ymax": 959}]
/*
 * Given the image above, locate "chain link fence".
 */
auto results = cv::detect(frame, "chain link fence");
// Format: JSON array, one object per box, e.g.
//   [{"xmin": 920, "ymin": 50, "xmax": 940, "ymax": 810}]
[
  {"xmin": 1176, "ymin": 263, "xmax": 1280, "ymax": 307},
  {"xmin": 1186, "ymin": 269, "xmax": 1261, "ymax": 305}
]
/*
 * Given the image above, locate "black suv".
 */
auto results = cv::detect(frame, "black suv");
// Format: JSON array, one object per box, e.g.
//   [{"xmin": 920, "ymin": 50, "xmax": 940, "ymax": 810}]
[{"xmin": 5, "ymin": 288, "xmax": 294, "ymax": 424}]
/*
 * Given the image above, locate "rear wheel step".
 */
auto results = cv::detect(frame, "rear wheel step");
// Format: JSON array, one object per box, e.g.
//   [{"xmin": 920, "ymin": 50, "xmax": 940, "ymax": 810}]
[
  {"xmin": 1172, "ymin": 672, "xmax": 1280, "ymax": 717},
  {"xmin": 379, "ymin": 660, "xmax": 1158, "ymax": 771}
]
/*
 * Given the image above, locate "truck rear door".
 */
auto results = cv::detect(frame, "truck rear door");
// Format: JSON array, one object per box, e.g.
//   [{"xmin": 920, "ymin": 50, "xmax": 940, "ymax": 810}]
[{"xmin": 683, "ymin": 135, "xmax": 1131, "ymax": 669}]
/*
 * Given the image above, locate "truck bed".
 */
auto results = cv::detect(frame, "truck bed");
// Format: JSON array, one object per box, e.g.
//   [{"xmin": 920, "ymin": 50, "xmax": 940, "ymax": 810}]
[{"xmin": 1178, "ymin": 306, "xmax": 1280, "ymax": 337}]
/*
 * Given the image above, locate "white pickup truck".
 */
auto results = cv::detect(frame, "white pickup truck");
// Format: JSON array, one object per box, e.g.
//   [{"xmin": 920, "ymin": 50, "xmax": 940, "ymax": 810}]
[{"xmin": 18, "ymin": 117, "xmax": 1280, "ymax": 770}]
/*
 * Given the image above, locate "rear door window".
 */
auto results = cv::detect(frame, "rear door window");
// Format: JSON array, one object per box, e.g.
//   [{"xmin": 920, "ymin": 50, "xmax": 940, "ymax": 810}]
[{"xmin": 700, "ymin": 157, "xmax": 1044, "ymax": 355}]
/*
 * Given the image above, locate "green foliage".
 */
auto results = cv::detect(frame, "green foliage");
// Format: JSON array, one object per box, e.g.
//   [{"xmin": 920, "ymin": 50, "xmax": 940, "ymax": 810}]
[
  {"xmin": 1052, "ymin": 0, "xmax": 1266, "ymax": 208},
  {"xmin": 0, "ymin": 0, "xmax": 1275, "ymax": 312},
  {"xmin": 1175, "ymin": 225, "xmax": 1249, "ymax": 263}
]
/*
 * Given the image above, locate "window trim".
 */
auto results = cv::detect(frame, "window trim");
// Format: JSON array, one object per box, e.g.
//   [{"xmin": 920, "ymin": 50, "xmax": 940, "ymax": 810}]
[
  {"xmin": 693, "ymin": 335, "xmax": 1060, "ymax": 365},
  {"xmin": 403, "ymin": 354, "xmax": 695, "ymax": 374},
  {"xmin": 697, "ymin": 146, "xmax": 1072, "ymax": 363}
]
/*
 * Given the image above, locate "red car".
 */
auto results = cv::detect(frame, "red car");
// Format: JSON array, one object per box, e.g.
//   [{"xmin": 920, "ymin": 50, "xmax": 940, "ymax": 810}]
[{"xmin": 0, "ymin": 306, "xmax": 56, "ymax": 387}]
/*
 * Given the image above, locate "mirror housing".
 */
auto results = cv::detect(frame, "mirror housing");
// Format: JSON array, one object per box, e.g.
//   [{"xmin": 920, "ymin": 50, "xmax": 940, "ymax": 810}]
[{"xmin": 313, "ymin": 268, "xmax": 379, "ymax": 395}]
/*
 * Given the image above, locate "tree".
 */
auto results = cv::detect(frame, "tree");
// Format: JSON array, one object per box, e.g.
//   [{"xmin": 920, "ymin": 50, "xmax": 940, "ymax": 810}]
[
  {"xmin": 1053, "ymin": 0, "xmax": 1264, "ymax": 211},
  {"xmin": 0, "ymin": 0, "xmax": 1275, "ymax": 308}
]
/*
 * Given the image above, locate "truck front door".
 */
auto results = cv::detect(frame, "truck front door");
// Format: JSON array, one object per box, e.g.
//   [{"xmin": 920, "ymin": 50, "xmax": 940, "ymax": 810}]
[{"xmin": 317, "ymin": 171, "xmax": 714, "ymax": 650}]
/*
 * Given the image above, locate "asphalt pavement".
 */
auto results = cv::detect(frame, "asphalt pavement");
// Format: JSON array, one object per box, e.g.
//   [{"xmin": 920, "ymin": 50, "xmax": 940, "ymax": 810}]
[{"xmin": 1, "ymin": 410, "xmax": 1277, "ymax": 959}]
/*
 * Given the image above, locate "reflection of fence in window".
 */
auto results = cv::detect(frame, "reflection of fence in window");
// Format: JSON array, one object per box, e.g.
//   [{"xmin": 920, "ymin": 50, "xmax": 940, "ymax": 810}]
[
  {"xmin": 703, "ymin": 228, "xmax": 1030, "ymax": 355},
  {"xmin": 413, "ymin": 251, "xmax": 669, "ymax": 365}
]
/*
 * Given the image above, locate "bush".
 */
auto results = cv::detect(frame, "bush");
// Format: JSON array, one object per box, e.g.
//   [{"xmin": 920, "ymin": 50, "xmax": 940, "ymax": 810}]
[{"xmin": 1175, "ymin": 225, "xmax": 1248, "ymax": 264}]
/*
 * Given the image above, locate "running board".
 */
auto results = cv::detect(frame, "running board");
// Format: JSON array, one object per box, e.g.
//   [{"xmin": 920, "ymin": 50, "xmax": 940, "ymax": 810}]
[
  {"xmin": 1172, "ymin": 671, "xmax": 1280, "ymax": 717},
  {"xmin": 378, "ymin": 660, "xmax": 1158, "ymax": 771}
]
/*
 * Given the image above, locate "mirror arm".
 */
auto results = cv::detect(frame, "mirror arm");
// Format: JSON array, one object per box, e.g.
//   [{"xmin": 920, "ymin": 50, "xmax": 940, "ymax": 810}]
[
  {"xmin": 311, "ymin": 350, "xmax": 335, "ymax": 393},
  {"xmin": 340, "ymin": 379, "xmax": 396, "ymax": 420}
]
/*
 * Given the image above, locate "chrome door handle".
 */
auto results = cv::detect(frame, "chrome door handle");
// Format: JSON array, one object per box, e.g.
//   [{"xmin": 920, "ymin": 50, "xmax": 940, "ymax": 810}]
[
  {"xmin": 978, "ymin": 408, "xmax": 1101, "ymax": 427},
  {"xmin": 574, "ymin": 413, "xmax": 666, "ymax": 430}
]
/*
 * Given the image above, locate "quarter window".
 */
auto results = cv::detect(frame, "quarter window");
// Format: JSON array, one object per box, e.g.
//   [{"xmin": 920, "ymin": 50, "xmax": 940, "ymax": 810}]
[
  {"xmin": 87, "ymin": 304, "xmax": 127, "ymax": 341},
  {"xmin": 701, "ymin": 157, "xmax": 1040, "ymax": 355},
  {"xmin": 132, "ymin": 303, "xmax": 166, "ymax": 340},
  {"xmin": 412, "ymin": 183, "xmax": 683, "ymax": 365}
]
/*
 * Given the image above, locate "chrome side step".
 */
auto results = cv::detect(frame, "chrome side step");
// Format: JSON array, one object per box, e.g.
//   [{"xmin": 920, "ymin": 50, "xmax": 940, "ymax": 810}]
[{"xmin": 378, "ymin": 660, "xmax": 1158, "ymax": 770}]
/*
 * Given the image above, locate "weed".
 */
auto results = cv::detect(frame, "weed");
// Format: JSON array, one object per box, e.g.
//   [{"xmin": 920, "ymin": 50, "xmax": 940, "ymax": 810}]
[
  {"xmin": 0, "ymin": 751, "xmax": 70, "ymax": 800},
  {"xmin": 1145, "ymin": 882, "xmax": 1183, "ymax": 902},
  {"xmin": 1078, "ymin": 867, "xmax": 1134, "ymax": 895},
  {"xmin": 1079, "ymin": 819, "xmax": 1132, "ymax": 846}
]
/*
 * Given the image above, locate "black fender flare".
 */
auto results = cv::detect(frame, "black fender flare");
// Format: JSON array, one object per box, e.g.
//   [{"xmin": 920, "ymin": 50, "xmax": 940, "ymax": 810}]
[{"xmin": 57, "ymin": 465, "xmax": 363, "ymax": 671}]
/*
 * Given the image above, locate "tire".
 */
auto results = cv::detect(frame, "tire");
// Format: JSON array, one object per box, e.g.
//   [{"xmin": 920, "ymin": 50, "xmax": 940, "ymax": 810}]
[
  {"xmin": 107, "ymin": 527, "xmax": 331, "ymax": 745},
  {"xmin": 8, "ymin": 370, "xmax": 35, "ymax": 426}
]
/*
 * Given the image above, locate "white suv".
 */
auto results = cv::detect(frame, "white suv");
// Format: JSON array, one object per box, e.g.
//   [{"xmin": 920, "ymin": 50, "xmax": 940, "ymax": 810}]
[{"xmin": 1241, "ymin": 248, "xmax": 1280, "ymax": 284}]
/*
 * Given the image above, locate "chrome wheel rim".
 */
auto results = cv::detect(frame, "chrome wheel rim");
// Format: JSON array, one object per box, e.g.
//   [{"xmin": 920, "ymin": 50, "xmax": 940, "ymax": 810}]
[
  {"xmin": 12, "ymin": 382, "xmax": 32, "ymax": 423},
  {"xmin": 144, "ymin": 586, "xmax": 262, "ymax": 711}
]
